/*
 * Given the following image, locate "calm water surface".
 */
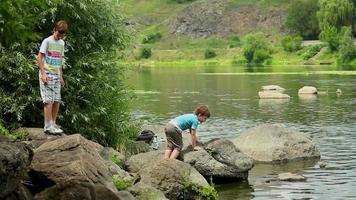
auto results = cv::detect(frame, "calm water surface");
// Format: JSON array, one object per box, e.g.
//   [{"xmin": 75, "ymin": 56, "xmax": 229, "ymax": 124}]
[{"xmin": 126, "ymin": 65, "xmax": 356, "ymax": 200}]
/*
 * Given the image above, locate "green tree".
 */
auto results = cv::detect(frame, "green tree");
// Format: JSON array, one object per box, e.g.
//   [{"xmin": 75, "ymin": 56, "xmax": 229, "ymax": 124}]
[
  {"xmin": 318, "ymin": 0, "xmax": 355, "ymax": 50},
  {"xmin": 286, "ymin": 0, "xmax": 320, "ymax": 39},
  {"xmin": 242, "ymin": 32, "xmax": 273, "ymax": 64},
  {"xmin": 0, "ymin": 0, "xmax": 137, "ymax": 147},
  {"xmin": 338, "ymin": 26, "xmax": 356, "ymax": 63},
  {"xmin": 0, "ymin": 0, "xmax": 45, "ymax": 48}
]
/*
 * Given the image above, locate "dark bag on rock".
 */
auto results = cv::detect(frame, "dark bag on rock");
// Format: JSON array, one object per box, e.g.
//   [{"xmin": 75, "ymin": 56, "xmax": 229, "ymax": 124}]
[{"xmin": 136, "ymin": 130, "xmax": 155, "ymax": 144}]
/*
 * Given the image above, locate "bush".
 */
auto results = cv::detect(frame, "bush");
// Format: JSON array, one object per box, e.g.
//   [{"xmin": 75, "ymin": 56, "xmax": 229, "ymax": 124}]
[
  {"xmin": 142, "ymin": 32, "xmax": 162, "ymax": 44},
  {"xmin": 299, "ymin": 44, "xmax": 323, "ymax": 60},
  {"xmin": 281, "ymin": 35, "xmax": 303, "ymax": 52},
  {"xmin": 228, "ymin": 35, "xmax": 241, "ymax": 48},
  {"xmin": 242, "ymin": 32, "xmax": 273, "ymax": 64},
  {"xmin": 204, "ymin": 48, "xmax": 216, "ymax": 59},
  {"xmin": 140, "ymin": 47, "xmax": 152, "ymax": 59}
]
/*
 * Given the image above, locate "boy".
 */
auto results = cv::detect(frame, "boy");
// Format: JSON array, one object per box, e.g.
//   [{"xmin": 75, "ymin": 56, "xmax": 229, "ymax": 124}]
[
  {"xmin": 37, "ymin": 20, "xmax": 68, "ymax": 135},
  {"xmin": 164, "ymin": 105, "xmax": 211, "ymax": 159}
]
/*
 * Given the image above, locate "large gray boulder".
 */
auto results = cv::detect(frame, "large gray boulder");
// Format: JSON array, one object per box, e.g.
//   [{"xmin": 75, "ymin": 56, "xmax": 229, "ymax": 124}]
[
  {"xmin": 137, "ymin": 159, "xmax": 210, "ymax": 200},
  {"xmin": 29, "ymin": 134, "xmax": 133, "ymax": 200},
  {"xmin": 185, "ymin": 139, "xmax": 253, "ymax": 181},
  {"xmin": 0, "ymin": 136, "xmax": 33, "ymax": 199},
  {"xmin": 233, "ymin": 124, "xmax": 320, "ymax": 163},
  {"xmin": 258, "ymin": 91, "xmax": 290, "ymax": 99}
]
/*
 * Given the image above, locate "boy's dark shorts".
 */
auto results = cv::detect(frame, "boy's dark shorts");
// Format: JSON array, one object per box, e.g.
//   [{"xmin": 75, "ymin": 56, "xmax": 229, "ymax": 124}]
[{"xmin": 165, "ymin": 123, "xmax": 183, "ymax": 151}]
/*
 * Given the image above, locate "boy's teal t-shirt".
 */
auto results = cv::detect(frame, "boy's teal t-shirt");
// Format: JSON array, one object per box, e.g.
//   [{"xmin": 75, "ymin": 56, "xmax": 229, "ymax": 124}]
[{"xmin": 174, "ymin": 114, "xmax": 199, "ymax": 131}]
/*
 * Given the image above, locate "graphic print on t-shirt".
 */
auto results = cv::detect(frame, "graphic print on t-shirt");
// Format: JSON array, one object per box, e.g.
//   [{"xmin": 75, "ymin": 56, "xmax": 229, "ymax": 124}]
[{"xmin": 45, "ymin": 42, "xmax": 63, "ymax": 72}]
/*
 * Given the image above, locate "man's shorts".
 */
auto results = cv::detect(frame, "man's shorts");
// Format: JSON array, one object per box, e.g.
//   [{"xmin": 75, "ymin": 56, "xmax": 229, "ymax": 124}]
[
  {"xmin": 165, "ymin": 123, "xmax": 183, "ymax": 151},
  {"xmin": 39, "ymin": 71, "xmax": 61, "ymax": 104}
]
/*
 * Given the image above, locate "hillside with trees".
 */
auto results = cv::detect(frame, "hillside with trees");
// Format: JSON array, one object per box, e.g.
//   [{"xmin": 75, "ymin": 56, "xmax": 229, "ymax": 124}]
[{"xmin": 121, "ymin": 0, "xmax": 356, "ymax": 66}]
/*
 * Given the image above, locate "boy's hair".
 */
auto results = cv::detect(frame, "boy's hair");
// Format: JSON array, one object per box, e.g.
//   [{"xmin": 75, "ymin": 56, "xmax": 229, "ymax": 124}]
[
  {"xmin": 194, "ymin": 105, "xmax": 210, "ymax": 118},
  {"xmin": 53, "ymin": 20, "xmax": 68, "ymax": 33}
]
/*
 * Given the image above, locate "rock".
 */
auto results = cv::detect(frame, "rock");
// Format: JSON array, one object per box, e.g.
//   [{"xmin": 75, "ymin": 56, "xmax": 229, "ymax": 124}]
[
  {"xmin": 233, "ymin": 124, "xmax": 320, "ymax": 163},
  {"xmin": 261, "ymin": 85, "xmax": 285, "ymax": 92},
  {"xmin": 298, "ymin": 86, "xmax": 318, "ymax": 95},
  {"xmin": 258, "ymin": 91, "xmax": 290, "ymax": 99},
  {"xmin": 0, "ymin": 136, "xmax": 33, "ymax": 199},
  {"xmin": 128, "ymin": 182, "xmax": 168, "ymax": 200},
  {"xmin": 126, "ymin": 151, "xmax": 165, "ymax": 173},
  {"xmin": 29, "ymin": 134, "xmax": 131, "ymax": 199},
  {"xmin": 318, "ymin": 161, "xmax": 327, "ymax": 168},
  {"xmin": 336, "ymin": 89, "xmax": 342, "ymax": 94},
  {"xmin": 168, "ymin": 0, "xmax": 226, "ymax": 38},
  {"xmin": 278, "ymin": 172, "xmax": 306, "ymax": 181},
  {"xmin": 138, "ymin": 159, "xmax": 209, "ymax": 200},
  {"xmin": 185, "ymin": 139, "xmax": 253, "ymax": 182},
  {"xmin": 19, "ymin": 127, "xmax": 64, "ymax": 149}
]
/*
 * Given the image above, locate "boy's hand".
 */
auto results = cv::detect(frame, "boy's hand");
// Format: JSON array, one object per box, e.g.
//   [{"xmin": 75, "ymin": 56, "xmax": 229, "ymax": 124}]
[
  {"xmin": 193, "ymin": 146, "xmax": 203, "ymax": 151},
  {"xmin": 60, "ymin": 77, "xmax": 65, "ymax": 87},
  {"xmin": 41, "ymin": 73, "xmax": 48, "ymax": 85}
]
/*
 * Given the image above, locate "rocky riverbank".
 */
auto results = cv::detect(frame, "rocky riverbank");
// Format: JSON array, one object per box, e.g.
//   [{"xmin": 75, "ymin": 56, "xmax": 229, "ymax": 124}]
[{"xmin": 0, "ymin": 124, "xmax": 320, "ymax": 199}]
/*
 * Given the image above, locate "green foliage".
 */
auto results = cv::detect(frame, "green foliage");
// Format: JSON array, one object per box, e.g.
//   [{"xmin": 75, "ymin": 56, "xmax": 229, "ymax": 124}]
[
  {"xmin": 318, "ymin": 0, "xmax": 354, "ymax": 30},
  {"xmin": 242, "ymin": 32, "xmax": 273, "ymax": 64},
  {"xmin": 112, "ymin": 176, "xmax": 133, "ymax": 191},
  {"xmin": 142, "ymin": 32, "xmax": 162, "ymax": 44},
  {"xmin": 298, "ymin": 44, "xmax": 323, "ymax": 60},
  {"xmin": 184, "ymin": 38, "xmax": 228, "ymax": 49},
  {"xmin": 285, "ymin": 0, "xmax": 320, "ymax": 39},
  {"xmin": 204, "ymin": 48, "xmax": 217, "ymax": 59},
  {"xmin": 0, "ymin": 121, "xmax": 28, "ymax": 140},
  {"xmin": 0, "ymin": 44, "xmax": 41, "ymax": 129},
  {"xmin": 318, "ymin": 0, "xmax": 355, "ymax": 49},
  {"xmin": 110, "ymin": 155, "xmax": 124, "ymax": 168},
  {"xmin": 172, "ymin": 0, "xmax": 195, "ymax": 3},
  {"xmin": 281, "ymin": 35, "xmax": 303, "ymax": 52},
  {"xmin": 338, "ymin": 26, "xmax": 356, "ymax": 63},
  {"xmin": 0, "ymin": 0, "xmax": 45, "ymax": 48},
  {"xmin": 140, "ymin": 47, "xmax": 152, "ymax": 59},
  {"xmin": 0, "ymin": 0, "xmax": 138, "ymax": 148},
  {"xmin": 320, "ymin": 26, "xmax": 340, "ymax": 51},
  {"xmin": 181, "ymin": 170, "xmax": 218, "ymax": 200},
  {"xmin": 228, "ymin": 35, "xmax": 241, "ymax": 48}
]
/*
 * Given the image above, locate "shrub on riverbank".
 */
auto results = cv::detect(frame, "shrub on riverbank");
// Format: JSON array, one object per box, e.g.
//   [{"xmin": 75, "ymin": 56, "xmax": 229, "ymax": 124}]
[{"xmin": 242, "ymin": 32, "xmax": 273, "ymax": 64}]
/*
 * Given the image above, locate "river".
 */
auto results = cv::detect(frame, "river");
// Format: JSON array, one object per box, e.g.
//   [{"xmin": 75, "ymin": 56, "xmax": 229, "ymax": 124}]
[{"xmin": 126, "ymin": 64, "xmax": 356, "ymax": 199}]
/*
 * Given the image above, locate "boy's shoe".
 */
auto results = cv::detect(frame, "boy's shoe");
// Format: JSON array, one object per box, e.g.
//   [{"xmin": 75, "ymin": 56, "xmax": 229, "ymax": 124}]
[
  {"xmin": 53, "ymin": 124, "xmax": 64, "ymax": 134},
  {"xmin": 44, "ymin": 125, "xmax": 63, "ymax": 135}
]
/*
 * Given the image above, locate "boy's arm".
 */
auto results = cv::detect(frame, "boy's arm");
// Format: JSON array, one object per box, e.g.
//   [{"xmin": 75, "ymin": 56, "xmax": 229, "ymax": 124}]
[
  {"xmin": 37, "ymin": 52, "xmax": 47, "ymax": 84},
  {"xmin": 190, "ymin": 129, "xmax": 201, "ymax": 150}
]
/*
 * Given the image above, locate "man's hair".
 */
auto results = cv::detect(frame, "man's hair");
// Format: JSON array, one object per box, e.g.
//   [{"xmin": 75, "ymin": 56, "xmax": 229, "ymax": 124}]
[
  {"xmin": 194, "ymin": 105, "xmax": 210, "ymax": 118},
  {"xmin": 54, "ymin": 20, "xmax": 68, "ymax": 33}
]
